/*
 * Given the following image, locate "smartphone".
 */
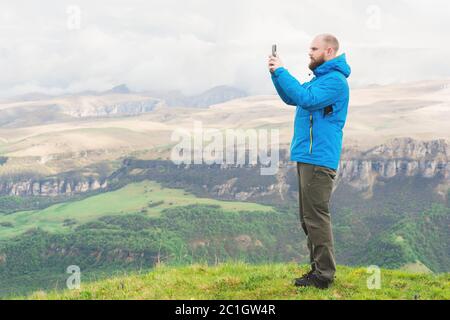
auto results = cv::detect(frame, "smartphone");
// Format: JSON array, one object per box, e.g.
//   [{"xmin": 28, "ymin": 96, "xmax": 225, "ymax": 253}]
[{"xmin": 272, "ymin": 44, "xmax": 277, "ymax": 57}]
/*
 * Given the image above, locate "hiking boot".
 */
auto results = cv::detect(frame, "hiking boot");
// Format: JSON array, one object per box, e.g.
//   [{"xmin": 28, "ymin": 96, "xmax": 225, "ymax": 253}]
[
  {"xmin": 294, "ymin": 269, "xmax": 314, "ymax": 283},
  {"xmin": 294, "ymin": 273, "xmax": 332, "ymax": 289}
]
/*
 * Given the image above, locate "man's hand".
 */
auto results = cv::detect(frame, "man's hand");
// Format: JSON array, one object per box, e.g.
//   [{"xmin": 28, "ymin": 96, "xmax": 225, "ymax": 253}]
[{"xmin": 268, "ymin": 55, "xmax": 283, "ymax": 74}]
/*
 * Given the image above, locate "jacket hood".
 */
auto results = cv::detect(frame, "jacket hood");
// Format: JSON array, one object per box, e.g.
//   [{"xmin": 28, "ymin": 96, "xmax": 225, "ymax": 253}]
[{"xmin": 313, "ymin": 53, "xmax": 351, "ymax": 78}]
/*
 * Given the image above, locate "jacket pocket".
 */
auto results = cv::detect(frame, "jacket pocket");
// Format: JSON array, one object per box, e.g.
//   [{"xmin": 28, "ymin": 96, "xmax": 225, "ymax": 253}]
[{"xmin": 323, "ymin": 105, "xmax": 333, "ymax": 117}]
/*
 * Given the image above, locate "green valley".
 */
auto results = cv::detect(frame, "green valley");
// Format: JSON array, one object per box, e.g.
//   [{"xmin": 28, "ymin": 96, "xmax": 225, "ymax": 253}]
[{"xmin": 0, "ymin": 180, "xmax": 273, "ymax": 240}]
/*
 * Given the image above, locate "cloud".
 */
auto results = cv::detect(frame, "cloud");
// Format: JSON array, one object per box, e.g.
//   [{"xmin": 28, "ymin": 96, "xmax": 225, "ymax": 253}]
[{"xmin": 0, "ymin": 0, "xmax": 449, "ymax": 97}]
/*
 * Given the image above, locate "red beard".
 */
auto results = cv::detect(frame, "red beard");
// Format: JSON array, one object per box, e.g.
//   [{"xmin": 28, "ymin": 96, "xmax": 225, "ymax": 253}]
[{"xmin": 309, "ymin": 56, "xmax": 325, "ymax": 70}]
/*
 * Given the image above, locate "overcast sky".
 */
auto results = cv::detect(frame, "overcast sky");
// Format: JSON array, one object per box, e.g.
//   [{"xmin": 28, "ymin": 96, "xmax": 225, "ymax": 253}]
[{"xmin": 0, "ymin": 0, "xmax": 449, "ymax": 97}]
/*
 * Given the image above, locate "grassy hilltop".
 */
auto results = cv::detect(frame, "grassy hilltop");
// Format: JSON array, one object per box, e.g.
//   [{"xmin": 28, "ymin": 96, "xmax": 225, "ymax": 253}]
[{"xmin": 18, "ymin": 262, "xmax": 450, "ymax": 300}]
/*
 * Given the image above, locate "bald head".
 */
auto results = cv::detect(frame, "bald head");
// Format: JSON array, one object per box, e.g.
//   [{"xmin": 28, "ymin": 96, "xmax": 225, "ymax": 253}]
[
  {"xmin": 316, "ymin": 34, "xmax": 339, "ymax": 52},
  {"xmin": 308, "ymin": 34, "xmax": 340, "ymax": 70}
]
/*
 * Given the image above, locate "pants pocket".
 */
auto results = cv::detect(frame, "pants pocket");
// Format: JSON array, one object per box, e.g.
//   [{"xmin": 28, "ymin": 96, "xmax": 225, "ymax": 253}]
[
  {"xmin": 314, "ymin": 165, "xmax": 336, "ymax": 181},
  {"xmin": 308, "ymin": 166, "xmax": 335, "ymax": 213}
]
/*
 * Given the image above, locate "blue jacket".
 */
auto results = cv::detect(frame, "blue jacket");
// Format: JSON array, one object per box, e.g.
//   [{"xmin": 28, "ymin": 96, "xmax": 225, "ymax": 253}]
[{"xmin": 271, "ymin": 54, "xmax": 351, "ymax": 170}]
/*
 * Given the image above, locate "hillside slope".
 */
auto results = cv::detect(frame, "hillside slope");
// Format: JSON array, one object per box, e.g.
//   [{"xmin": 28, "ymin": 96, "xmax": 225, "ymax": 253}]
[{"xmin": 19, "ymin": 262, "xmax": 450, "ymax": 300}]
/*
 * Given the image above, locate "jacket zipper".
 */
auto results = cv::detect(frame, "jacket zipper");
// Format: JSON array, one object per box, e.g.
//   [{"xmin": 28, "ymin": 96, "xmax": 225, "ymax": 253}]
[{"xmin": 309, "ymin": 113, "xmax": 313, "ymax": 154}]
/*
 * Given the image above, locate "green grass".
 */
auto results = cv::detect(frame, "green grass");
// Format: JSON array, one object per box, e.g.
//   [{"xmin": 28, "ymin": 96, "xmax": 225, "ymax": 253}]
[
  {"xmin": 0, "ymin": 180, "xmax": 273, "ymax": 240},
  {"xmin": 17, "ymin": 262, "xmax": 450, "ymax": 300}
]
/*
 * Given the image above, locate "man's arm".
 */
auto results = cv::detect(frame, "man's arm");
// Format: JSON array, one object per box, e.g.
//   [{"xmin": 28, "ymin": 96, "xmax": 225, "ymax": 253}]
[
  {"xmin": 271, "ymin": 70, "xmax": 297, "ymax": 106},
  {"xmin": 272, "ymin": 67, "xmax": 345, "ymax": 111},
  {"xmin": 268, "ymin": 55, "xmax": 297, "ymax": 106}
]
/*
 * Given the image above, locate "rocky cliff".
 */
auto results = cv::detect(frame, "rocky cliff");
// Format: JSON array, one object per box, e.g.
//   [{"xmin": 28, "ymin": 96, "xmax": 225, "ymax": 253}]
[
  {"xmin": 338, "ymin": 138, "xmax": 448, "ymax": 199},
  {"xmin": 0, "ymin": 177, "xmax": 108, "ymax": 197},
  {"xmin": 62, "ymin": 98, "xmax": 160, "ymax": 118},
  {"xmin": 0, "ymin": 138, "xmax": 448, "ymax": 203}
]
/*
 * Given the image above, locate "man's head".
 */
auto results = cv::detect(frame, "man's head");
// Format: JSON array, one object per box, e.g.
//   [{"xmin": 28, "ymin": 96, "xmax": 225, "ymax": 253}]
[{"xmin": 308, "ymin": 34, "xmax": 339, "ymax": 70}]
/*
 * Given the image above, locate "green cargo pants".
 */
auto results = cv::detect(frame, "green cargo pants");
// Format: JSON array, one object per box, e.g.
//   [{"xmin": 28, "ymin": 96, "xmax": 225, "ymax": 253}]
[{"xmin": 297, "ymin": 162, "xmax": 337, "ymax": 282}]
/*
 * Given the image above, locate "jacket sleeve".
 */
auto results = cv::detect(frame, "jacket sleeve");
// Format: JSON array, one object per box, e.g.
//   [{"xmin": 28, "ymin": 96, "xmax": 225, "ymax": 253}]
[
  {"xmin": 270, "ymin": 70, "xmax": 297, "ymax": 106},
  {"xmin": 272, "ymin": 67, "xmax": 345, "ymax": 111}
]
